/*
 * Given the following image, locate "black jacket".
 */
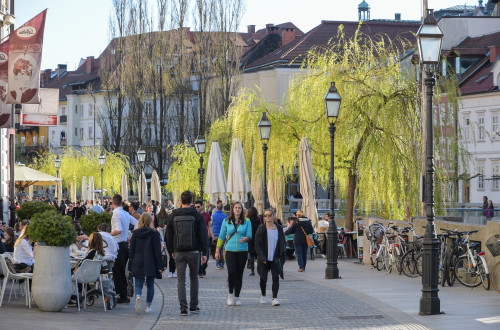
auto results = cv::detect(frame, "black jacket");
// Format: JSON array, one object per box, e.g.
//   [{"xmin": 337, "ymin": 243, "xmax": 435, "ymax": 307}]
[
  {"xmin": 248, "ymin": 215, "xmax": 262, "ymax": 256},
  {"xmin": 255, "ymin": 224, "xmax": 286, "ymax": 263},
  {"xmin": 129, "ymin": 227, "xmax": 164, "ymax": 277},
  {"xmin": 285, "ymin": 217, "xmax": 314, "ymax": 245},
  {"xmin": 165, "ymin": 207, "xmax": 207, "ymax": 254}
]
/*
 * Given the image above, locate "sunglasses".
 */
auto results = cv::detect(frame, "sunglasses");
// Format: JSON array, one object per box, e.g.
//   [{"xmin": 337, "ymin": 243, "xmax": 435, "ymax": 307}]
[{"xmin": 264, "ymin": 214, "xmax": 272, "ymax": 218}]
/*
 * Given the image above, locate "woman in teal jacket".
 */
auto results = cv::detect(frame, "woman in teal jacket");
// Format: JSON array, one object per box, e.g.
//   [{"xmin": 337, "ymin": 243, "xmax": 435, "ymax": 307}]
[{"xmin": 215, "ymin": 201, "xmax": 252, "ymax": 306}]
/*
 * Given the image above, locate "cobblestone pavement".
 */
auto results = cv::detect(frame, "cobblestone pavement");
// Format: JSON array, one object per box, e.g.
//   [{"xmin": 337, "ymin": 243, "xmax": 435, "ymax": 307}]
[{"xmin": 154, "ymin": 258, "xmax": 428, "ymax": 330}]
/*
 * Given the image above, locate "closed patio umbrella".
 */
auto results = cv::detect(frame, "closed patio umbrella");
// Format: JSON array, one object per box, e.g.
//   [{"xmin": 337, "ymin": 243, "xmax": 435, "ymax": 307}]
[
  {"xmin": 150, "ymin": 170, "xmax": 161, "ymax": 203},
  {"xmin": 121, "ymin": 174, "xmax": 128, "ymax": 202},
  {"xmin": 227, "ymin": 138, "xmax": 250, "ymax": 203},
  {"xmin": 139, "ymin": 171, "xmax": 148, "ymax": 204},
  {"xmin": 299, "ymin": 135, "xmax": 318, "ymax": 226},
  {"xmin": 250, "ymin": 151, "xmax": 264, "ymax": 214},
  {"xmin": 204, "ymin": 141, "xmax": 227, "ymax": 205},
  {"xmin": 268, "ymin": 169, "xmax": 285, "ymax": 221},
  {"xmin": 70, "ymin": 180, "xmax": 76, "ymax": 202},
  {"xmin": 88, "ymin": 176, "xmax": 95, "ymax": 202},
  {"xmin": 81, "ymin": 176, "xmax": 87, "ymax": 202}
]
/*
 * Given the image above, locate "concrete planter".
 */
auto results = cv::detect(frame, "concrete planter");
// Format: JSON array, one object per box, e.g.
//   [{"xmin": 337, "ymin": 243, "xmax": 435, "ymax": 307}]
[{"xmin": 32, "ymin": 246, "xmax": 72, "ymax": 312}]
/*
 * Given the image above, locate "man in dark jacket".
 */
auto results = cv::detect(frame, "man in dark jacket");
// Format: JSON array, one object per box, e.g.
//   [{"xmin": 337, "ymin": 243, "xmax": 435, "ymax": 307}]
[
  {"xmin": 165, "ymin": 190, "xmax": 207, "ymax": 316},
  {"xmin": 285, "ymin": 210, "xmax": 314, "ymax": 272}
]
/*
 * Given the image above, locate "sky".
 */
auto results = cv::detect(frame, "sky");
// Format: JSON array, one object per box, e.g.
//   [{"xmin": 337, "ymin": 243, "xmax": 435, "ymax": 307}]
[{"xmin": 17, "ymin": 0, "xmax": 475, "ymax": 71}]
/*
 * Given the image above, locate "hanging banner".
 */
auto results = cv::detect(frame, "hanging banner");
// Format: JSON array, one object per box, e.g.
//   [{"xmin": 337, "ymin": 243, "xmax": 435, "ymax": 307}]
[
  {"xmin": 7, "ymin": 9, "xmax": 47, "ymax": 104},
  {"xmin": 0, "ymin": 39, "xmax": 12, "ymax": 128},
  {"xmin": 21, "ymin": 88, "xmax": 58, "ymax": 126}
]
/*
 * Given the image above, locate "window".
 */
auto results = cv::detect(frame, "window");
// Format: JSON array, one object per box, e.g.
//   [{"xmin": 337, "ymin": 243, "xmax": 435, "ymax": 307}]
[
  {"xmin": 478, "ymin": 116, "xmax": 485, "ymax": 141},
  {"xmin": 464, "ymin": 118, "xmax": 470, "ymax": 141},
  {"xmin": 89, "ymin": 126, "xmax": 93, "ymax": 139},
  {"xmin": 88, "ymin": 104, "xmax": 93, "ymax": 117},
  {"xmin": 75, "ymin": 127, "xmax": 78, "ymax": 136},
  {"xmin": 478, "ymin": 163, "xmax": 485, "ymax": 189},
  {"xmin": 51, "ymin": 131, "xmax": 55, "ymax": 142},
  {"xmin": 61, "ymin": 107, "xmax": 66, "ymax": 116},
  {"xmin": 493, "ymin": 162, "xmax": 500, "ymax": 190},
  {"xmin": 33, "ymin": 136, "xmax": 37, "ymax": 146},
  {"xmin": 79, "ymin": 128, "xmax": 84, "ymax": 140},
  {"xmin": 75, "ymin": 105, "xmax": 78, "ymax": 114},
  {"xmin": 493, "ymin": 114, "xmax": 499, "ymax": 139}
]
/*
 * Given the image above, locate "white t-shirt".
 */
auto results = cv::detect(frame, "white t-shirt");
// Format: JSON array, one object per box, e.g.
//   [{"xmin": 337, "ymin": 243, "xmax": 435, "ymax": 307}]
[
  {"xmin": 318, "ymin": 220, "xmax": 329, "ymax": 228},
  {"xmin": 99, "ymin": 231, "xmax": 119, "ymax": 259},
  {"xmin": 111, "ymin": 207, "xmax": 131, "ymax": 243},
  {"xmin": 267, "ymin": 229, "xmax": 278, "ymax": 261},
  {"xmin": 13, "ymin": 239, "xmax": 34, "ymax": 266}
]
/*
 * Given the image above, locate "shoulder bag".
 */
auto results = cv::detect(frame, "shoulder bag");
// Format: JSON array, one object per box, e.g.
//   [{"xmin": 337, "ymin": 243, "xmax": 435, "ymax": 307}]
[
  {"xmin": 218, "ymin": 222, "xmax": 238, "ymax": 263},
  {"xmin": 300, "ymin": 225, "xmax": 315, "ymax": 247}
]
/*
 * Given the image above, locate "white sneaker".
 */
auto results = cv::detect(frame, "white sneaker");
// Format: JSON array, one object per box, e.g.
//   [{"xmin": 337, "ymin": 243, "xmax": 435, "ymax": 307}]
[
  {"xmin": 135, "ymin": 295, "xmax": 142, "ymax": 315},
  {"xmin": 272, "ymin": 298, "xmax": 280, "ymax": 306},
  {"xmin": 234, "ymin": 297, "xmax": 241, "ymax": 306},
  {"xmin": 168, "ymin": 272, "xmax": 173, "ymax": 278},
  {"xmin": 260, "ymin": 296, "xmax": 267, "ymax": 304},
  {"xmin": 172, "ymin": 272, "xmax": 177, "ymax": 278},
  {"xmin": 227, "ymin": 293, "xmax": 234, "ymax": 306},
  {"xmin": 145, "ymin": 306, "xmax": 153, "ymax": 314}
]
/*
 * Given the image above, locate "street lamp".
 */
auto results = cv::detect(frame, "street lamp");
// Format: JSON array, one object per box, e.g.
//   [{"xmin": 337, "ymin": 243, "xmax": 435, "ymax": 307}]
[
  {"xmin": 194, "ymin": 135, "xmax": 206, "ymax": 201},
  {"xmin": 55, "ymin": 156, "xmax": 61, "ymax": 202},
  {"xmin": 99, "ymin": 152, "xmax": 106, "ymax": 206},
  {"xmin": 137, "ymin": 146, "xmax": 146, "ymax": 203},
  {"xmin": 417, "ymin": 8, "xmax": 443, "ymax": 316},
  {"xmin": 324, "ymin": 81, "xmax": 341, "ymax": 280},
  {"xmin": 258, "ymin": 112, "xmax": 271, "ymax": 209}
]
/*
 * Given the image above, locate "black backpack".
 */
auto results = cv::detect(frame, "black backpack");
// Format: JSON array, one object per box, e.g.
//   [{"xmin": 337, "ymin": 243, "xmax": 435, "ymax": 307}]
[{"xmin": 173, "ymin": 215, "xmax": 196, "ymax": 251}]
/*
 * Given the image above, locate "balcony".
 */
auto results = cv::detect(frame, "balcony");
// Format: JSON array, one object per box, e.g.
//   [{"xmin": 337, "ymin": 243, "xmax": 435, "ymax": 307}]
[{"xmin": 60, "ymin": 115, "xmax": 67, "ymax": 124}]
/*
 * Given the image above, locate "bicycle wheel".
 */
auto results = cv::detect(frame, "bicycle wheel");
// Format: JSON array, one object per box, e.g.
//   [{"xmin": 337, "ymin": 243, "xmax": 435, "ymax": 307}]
[
  {"xmin": 441, "ymin": 250, "xmax": 449, "ymax": 287},
  {"xmin": 385, "ymin": 248, "xmax": 393, "ymax": 274},
  {"xmin": 376, "ymin": 248, "xmax": 386, "ymax": 271},
  {"xmin": 454, "ymin": 255, "xmax": 481, "ymax": 287},
  {"xmin": 491, "ymin": 261, "xmax": 500, "ymax": 294},
  {"xmin": 446, "ymin": 254, "xmax": 457, "ymax": 286},
  {"xmin": 401, "ymin": 249, "xmax": 420, "ymax": 278},
  {"xmin": 478, "ymin": 257, "xmax": 490, "ymax": 290}
]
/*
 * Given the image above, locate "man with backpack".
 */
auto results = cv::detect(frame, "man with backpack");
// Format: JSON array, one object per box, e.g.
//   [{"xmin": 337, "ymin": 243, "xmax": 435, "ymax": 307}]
[{"xmin": 165, "ymin": 190, "xmax": 207, "ymax": 316}]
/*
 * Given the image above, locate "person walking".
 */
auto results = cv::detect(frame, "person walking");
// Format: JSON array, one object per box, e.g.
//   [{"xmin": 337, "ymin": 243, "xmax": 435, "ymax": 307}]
[
  {"xmin": 211, "ymin": 200, "xmax": 226, "ymax": 269},
  {"xmin": 255, "ymin": 209, "xmax": 286, "ymax": 306},
  {"xmin": 195, "ymin": 200, "xmax": 212, "ymax": 278},
  {"xmin": 246, "ymin": 206, "xmax": 262, "ymax": 276},
  {"xmin": 130, "ymin": 213, "xmax": 164, "ymax": 315},
  {"xmin": 165, "ymin": 191, "xmax": 207, "ymax": 316},
  {"xmin": 482, "ymin": 196, "xmax": 488, "ymax": 220},
  {"xmin": 486, "ymin": 200, "xmax": 495, "ymax": 221},
  {"xmin": 215, "ymin": 202, "xmax": 252, "ymax": 306},
  {"xmin": 285, "ymin": 210, "xmax": 314, "ymax": 272},
  {"xmin": 109, "ymin": 194, "xmax": 132, "ymax": 304}
]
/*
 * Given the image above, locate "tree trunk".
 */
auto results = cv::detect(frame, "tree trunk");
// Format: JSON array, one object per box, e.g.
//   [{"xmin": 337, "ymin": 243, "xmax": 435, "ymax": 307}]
[{"xmin": 345, "ymin": 170, "xmax": 357, "ymax": 231}]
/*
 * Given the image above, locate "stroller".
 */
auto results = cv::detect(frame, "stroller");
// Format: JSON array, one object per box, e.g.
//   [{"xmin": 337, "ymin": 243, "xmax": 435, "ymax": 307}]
[{"xmin": 86, "ymin": 257, "xmax": 118, "ymax": 310}]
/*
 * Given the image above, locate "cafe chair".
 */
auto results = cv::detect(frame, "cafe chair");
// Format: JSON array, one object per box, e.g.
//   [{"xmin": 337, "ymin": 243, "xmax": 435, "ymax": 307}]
[
  {"xmin": 72, "ymin": 259, "xmax": 106, "ymax": 312},
  {"xmin": 0, "ymin": 254, "xmax": 33, "ymax": 308}
]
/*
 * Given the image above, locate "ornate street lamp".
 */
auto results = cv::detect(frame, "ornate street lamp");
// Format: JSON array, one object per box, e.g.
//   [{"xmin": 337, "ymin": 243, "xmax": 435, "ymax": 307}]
[
  {"xmin": 417, "ymin": 8, "xmax": 443, "ymax": 315},
  {"xmin": 194, "ymin": 135, "xmax": 206, "ymax": 200},
  {"xmin": 324, "ymin": 82, "xmax": 341, "ymax": 280},
  {"xmin": 55, "ymin": 156, "xmax": 61, "ymax": 201},
  {"xmin": 137, "ymin": 147, "xmax": 146, "ymax": 203},
  {"xmin": 258, "ymin": 112, "xmax": 271, "ymax": 209},
  {"xmin": 99, "ymin": 152, "xmax": 106, "ymax": 206}
]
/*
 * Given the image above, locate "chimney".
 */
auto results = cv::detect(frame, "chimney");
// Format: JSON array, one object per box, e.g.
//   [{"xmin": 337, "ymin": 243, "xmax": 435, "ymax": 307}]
[
  {"xmin": 395, "ymin": 13, "xmax": 401, "ymax": 21},
  {"xmin": 57, "ymin": 64, "xmax": 67, "ymax": 79},
  {"xmin": 490, "ymin": 46, "xmax": 500, "ymax": 63},
  {"xmin": 266, "ymin": 23, "xmax": 279, "ymax": 35},
  {"xmin": 86, "ymin": 56, "xmax": 94, "ymax": 73},
  {"xmin": 247, "ymin": 25, "xmax": 255, "ymax": 34},
  {"xmin": 281, "ymin": 27, "xmax": 295, "ymax": 46}
]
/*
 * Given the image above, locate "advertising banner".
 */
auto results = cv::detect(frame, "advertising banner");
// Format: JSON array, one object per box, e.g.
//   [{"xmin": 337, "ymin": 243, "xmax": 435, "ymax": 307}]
[
  {"xmin": 0, "ymin": 39, "xmax": 11, "ymax": 128},
  {"xmin": 21, "ymin": 88, "xmax": 58, "ymax": 126}
]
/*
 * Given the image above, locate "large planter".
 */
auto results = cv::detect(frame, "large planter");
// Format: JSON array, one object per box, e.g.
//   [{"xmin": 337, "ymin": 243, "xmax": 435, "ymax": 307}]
[{"xmin": 32, "ymin": 246, "xmax": 72, "ymax": 312}]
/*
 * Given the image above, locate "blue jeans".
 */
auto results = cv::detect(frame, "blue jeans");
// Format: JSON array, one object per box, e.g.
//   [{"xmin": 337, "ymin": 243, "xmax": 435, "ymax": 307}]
[
  {"xmin": 295, "ymin": 243, "xmax": 308, "ymax": 270},
  {"xmin": 134, "ymin": 276, "xmax": 155, "ymax": 304}
]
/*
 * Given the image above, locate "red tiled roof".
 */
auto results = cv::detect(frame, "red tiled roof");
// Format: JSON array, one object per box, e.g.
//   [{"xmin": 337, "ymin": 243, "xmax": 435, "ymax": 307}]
[
  {"xmin": 253, "ymin": 22, "xmax": 304, "ymax": 42},
  {"xmin": 459, "ymin": 57, "xmax": 496, "ymax": 95},
  {"xmin": 457, "ymin": 31, "xmax": 500, "ymax": 49},
  {"xmin": 244, "ymin": 20, "xmax": 420, "ymax": 71}
]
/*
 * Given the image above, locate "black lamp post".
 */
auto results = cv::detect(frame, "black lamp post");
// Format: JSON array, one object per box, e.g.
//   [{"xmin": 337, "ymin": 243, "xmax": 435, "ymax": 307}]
[
  {"xmin": 137, "ymin": 147, "xmax": 146, "ymax": 203},
  {"xmin": 324, "ymin": 82, "xmax": 341, "ymax": 280},
  {"xmin": 55, "ymin": 156, "xmax": 61, "ymax": 201},
  {"xmin": 194, "ymin": 135, "xmax": 206, "ymax": 200},
  {"xmin": 99, "ymin": 152, "xmax": 106, "ymax": 206},
  {"xmin": 417, "ymin": 8, "xmax": 443, "ymax": 315},
  {"xmin": 258, "ymin": 112, "xmax": 271, "ymax": 209}
]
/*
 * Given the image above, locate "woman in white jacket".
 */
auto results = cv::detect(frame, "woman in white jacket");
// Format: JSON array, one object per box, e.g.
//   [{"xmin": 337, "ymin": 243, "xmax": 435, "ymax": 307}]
[{"xmin": 13, "ymin": 226, "xmax": 34, "ymax": 273}]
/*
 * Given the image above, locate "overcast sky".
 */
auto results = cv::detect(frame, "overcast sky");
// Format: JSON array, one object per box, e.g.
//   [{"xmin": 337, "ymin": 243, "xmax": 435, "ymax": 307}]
[{"xmin": 17, "ymin": 0, "xmax": 474, "ymax": 70}]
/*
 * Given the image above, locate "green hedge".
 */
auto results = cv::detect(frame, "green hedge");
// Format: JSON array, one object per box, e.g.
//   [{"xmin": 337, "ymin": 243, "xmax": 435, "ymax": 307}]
[
  {"xmin": 79, "ymin": 211, "xmax": 112, "ymax": 235},
  {"xmin": 16, "ymin": 201, "xmax": 56, "ymax": 220},
  {"xmin": 27, "ymin": 210, "xmax": 76, "ymax": 247}
]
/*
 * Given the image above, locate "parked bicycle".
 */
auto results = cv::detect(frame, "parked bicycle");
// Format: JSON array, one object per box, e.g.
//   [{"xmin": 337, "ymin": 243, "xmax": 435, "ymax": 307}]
[
  {"xmin": 453, "ymin": 230, "xmax": 490, "ymax": 290},
  {"xmin": 485, "ymin": 234, "xmax": 500, "ymax": 293},
  {"xmin": 400, "ymin": 225, "xmax": 423, "ymax": 278}
]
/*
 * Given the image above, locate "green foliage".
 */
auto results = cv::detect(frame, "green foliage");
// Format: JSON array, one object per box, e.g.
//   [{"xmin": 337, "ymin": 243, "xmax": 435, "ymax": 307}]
[
  {"xmin": 79, "ymin": 211, "xmax": 112, "ymax": 236},
  {"xmin": 16, "ymin": 201, "xmax": 56, "ymax": 220},
  {"xmin": 31, "ymin": 147, "xmax": 131, "ymax": 197},
  {"xmin": 27, "ymin": 211, "xmax": 77, "ymax": 247},
  {"xmin": 165, "ymin": 144, "xmax": 201, "ymax": 202}
]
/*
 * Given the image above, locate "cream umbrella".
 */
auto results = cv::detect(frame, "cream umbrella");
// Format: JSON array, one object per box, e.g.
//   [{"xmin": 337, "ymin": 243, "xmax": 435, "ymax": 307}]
[
  {"xmin": 250, "ymin": 151, "xmax": 264, "ymax": 214},
  {"xmin": 227, "ymin": 138, "xmax": 250, "ymax": 203},
  {"xmin": 150, "ymin": 170, "xmax": 161, "ymax": 203},
  {"xmin": 268, "ymin": 169, "xmax": 285, "ymax": 221},
  {"xmin": 204, "ymin": 141, "xmax": 227, "ymax": 205},
  {"xmin": 88, "ymin": 176, "xmax": 95, "ymax": 202},
  {"xmin": 121, "ymin": 174, "xmax": 128, "ymax": 202},
  {"xmin": 139, "ymin": 171, "xmax": 148, "ymax": 204},
  {"xmin": 70, "ymin": 181, "xmax": 76, "ymax": 202},
  {"xmin": 14, "ymin": 164, "xmax": 61, "ymax": 190},
  {"xmin": 299, "ymin": 135, "xmax": 318, "ymax": 226},
  {"xmin": 81, "ymin": 176, "xmax": 87, "ymax": 202}
]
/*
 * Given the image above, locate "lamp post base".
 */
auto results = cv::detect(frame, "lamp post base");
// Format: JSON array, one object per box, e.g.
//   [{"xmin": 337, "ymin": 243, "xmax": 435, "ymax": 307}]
[
  {"xmin": 325, "ymin": 265, "xmax": 340, "ymax": 279},
  {"xmin": 419, "ymin": 235, "xmax": 441, "ymax": 315}
]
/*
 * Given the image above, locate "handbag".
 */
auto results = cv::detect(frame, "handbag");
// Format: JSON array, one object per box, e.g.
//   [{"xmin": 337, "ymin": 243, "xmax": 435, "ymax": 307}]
[
  {"xmin": 300, "ymin": 225, "xmax": 314, "ymax": 247},
  {"xmin": 217, "ymin": 222, "xmax": 238, "ymax": 263}
]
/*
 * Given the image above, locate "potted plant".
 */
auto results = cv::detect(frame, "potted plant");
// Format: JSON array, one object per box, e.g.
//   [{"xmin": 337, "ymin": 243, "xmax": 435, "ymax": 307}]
[
  {"xmin": 79, "ymin": 211, "xmax": 112, "ymax": 235},
  {"xmin": 16, "ymin": 201, "xmax": 55, "ymax": 220},
  {"xmin": 27, "ymin": 210, "xmax": 77, "ymax": 312}
]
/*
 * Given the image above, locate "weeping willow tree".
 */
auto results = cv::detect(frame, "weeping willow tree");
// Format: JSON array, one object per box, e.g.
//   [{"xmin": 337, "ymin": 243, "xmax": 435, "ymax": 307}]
[
  {"xmin": 165, "ymin": 143, "xmax": 201, "ymax": 203},
  {"xmin": 31, "ymin": 148, "xmax": 131, "ymax": 196}
]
